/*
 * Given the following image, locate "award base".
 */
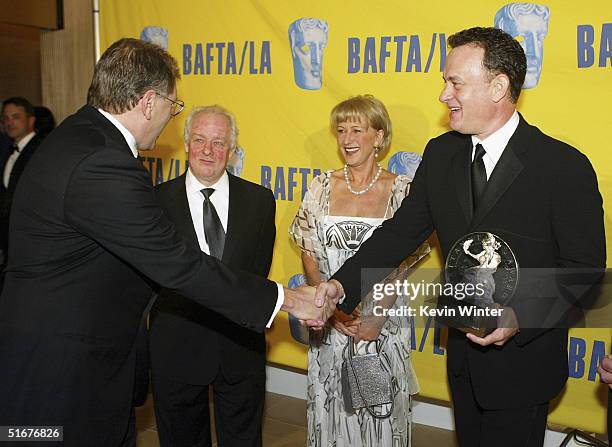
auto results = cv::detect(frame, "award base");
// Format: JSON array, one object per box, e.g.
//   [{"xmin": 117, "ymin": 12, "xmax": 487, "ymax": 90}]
[{"xmin": 435, "ymin": 294, "xmax": 498, "ymax": 338}]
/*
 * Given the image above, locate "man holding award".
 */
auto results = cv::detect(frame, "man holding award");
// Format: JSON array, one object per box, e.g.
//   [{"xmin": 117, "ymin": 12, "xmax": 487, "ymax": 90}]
[{"xmin": 316, "ymin": 27, "xmax": 606, "ymax": 446}]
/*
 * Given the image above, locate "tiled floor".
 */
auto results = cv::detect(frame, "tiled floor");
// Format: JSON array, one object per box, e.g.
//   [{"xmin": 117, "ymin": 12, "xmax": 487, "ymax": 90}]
[{"xmin": 135, "ymin": 392, "xmax": 458, "ymax": 446}]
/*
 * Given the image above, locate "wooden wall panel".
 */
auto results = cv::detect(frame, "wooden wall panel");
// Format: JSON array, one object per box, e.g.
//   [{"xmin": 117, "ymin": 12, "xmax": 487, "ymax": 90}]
[
  {"xmin": 0, "ymin": 0, "xmax": 61, "ymax": 30},
  {"xmin": 40, "ymin": 0, "xmax": 94, "ymax": 123},
  {"xmin": 0, "ymin": 23, "xmax": 41, "ymax": 104}
]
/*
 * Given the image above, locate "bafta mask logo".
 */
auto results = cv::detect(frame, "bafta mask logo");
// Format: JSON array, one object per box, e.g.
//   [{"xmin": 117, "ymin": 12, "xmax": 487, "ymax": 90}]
[
  {"xmin": 287, "ymin": 274, "xmax": 309, "ymax": 344},
  {"xmin": 288, "ymin": 273, "xmax": 306, "ymax": 289},
  {"xmin": 494, "ymin": 3, "xmax": 550, "ymax": 89},
  {"xmin": 140, "ymin": 26, "xmax": 169, "ymax": 50},
  {"xmin": 227, "ymin": 146, "xmax": 245, "ymax": 177},
  {"xmin": 387, "ymin": 151, "xmax": 422, "ymax": 182},
  {"xmin": 288, "ymin": 18, "xmax": 329, "ymax": 90}
]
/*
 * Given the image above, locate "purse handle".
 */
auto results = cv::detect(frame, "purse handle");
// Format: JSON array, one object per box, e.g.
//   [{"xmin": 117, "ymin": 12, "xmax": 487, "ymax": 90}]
[{"xmin": 346, "ymin": 338, "xmax": 396, "ymax": 419}]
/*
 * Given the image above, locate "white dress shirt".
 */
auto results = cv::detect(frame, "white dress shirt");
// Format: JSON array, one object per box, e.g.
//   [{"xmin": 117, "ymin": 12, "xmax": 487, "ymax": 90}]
[
  {"xmin": 185, "ymin": 167, "xmax": 284, "ymax": 327},
  {"xmin": 471, "ymin": 110, "xmax": 520, "ymax": 180},
  {"xmin": 98, "ymin": 108, "xmax": 284, "ymax": 327},
  {"xmin": 185, "ymin": 168, "xmax": 230, "ymax": 253},
  {"xmin": 3, "ymin": 131, "xmax": 36, "ymax": 188}
]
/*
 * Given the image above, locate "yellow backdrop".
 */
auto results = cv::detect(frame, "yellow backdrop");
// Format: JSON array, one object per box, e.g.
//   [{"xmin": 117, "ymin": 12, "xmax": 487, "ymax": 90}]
[{"xmin": 100, "ymin": 0, "xmax": 611, "ymax": 433}]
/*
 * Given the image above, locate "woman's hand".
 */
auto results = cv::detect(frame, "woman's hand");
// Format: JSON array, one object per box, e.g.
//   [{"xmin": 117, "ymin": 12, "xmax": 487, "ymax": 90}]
[
  {"xmin": 331, "ymin": 309, "xmax": 360, "ymax": 338},
  {"xmin": 355, "ymin": 315, "xmax": 386, "ymax": 341}
]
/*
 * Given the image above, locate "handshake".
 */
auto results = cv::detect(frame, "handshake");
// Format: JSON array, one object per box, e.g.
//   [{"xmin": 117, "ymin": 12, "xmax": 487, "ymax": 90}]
[{"xmin": 281, "ymin": 280, "xmax": 345, "ymax": 327}]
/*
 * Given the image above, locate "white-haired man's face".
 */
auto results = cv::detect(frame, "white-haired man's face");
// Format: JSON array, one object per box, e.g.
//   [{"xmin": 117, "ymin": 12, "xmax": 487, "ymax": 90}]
[{"xmin": 186, "ymin": 113, "xmax": 234, "ymax": 186}]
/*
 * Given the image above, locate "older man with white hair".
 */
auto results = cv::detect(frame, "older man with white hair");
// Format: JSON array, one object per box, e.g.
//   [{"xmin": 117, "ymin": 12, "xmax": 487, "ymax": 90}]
[{"xmin": 150, "ymin": 105, "xmax": 276, "ymax": 447}]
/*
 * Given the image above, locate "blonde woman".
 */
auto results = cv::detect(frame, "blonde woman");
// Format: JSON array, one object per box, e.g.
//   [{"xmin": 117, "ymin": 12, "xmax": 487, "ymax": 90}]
[{"xmin": 290, "ymin": 95, "xmax": 429, "ymax": 446}]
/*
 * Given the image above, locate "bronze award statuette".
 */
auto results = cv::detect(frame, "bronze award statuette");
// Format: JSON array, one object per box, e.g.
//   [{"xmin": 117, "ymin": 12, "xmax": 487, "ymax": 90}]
[{"xmin": 438, "ymin": 232, "xmax": 518, "ymax": 337}]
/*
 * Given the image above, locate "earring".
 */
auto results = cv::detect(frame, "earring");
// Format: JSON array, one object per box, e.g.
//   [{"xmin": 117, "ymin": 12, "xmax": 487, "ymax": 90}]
[{"xmin": 374, "ymin": 146, "xmax": 379, "ymax": 158}]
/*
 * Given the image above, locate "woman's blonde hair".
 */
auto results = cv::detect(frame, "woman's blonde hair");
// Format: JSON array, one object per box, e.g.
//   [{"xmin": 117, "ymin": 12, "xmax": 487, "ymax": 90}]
[{"xmin": 330, "ymin": 94, "xmax": 392, "ymax": 151}]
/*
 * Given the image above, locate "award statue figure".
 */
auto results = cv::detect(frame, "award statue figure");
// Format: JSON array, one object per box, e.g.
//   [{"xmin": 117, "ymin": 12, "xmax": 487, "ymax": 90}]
[{"xmin": 462, "ymin": 233, "xmax": 502, "ymax": 306}]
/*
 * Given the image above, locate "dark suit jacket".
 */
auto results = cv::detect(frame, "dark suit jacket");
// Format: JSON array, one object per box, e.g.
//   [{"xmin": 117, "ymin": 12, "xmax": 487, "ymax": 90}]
[
  {"xmin": 334, "ymin": 115, "xmax": 605, "ymax": 410},
  {"xmin": 608, "ymin": 389, "xmax": 612, "ymax": 445},
  {"xmin": 0, "ymin": 106, "xmax": 277, "ymax": 446},
  {"xmin": 150, "ymin": 172, "xmax": 276, "ymax": 385},
  {"xmin": 608, "ymin": 389, "xmax": 611, "ymax": 445},
  {"xmin": 0, "ymin": 132, "xmax": 43, "ymax": 253}
]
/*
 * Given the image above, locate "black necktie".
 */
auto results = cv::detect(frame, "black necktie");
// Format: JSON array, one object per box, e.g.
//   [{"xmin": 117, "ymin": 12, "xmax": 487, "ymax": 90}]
[
  {"xmin": 9, "ymin": 144, "xmax": 19, "ymax": 156},
  {"xmin": 201, "ymin": 188, "xmax": 225, "ymax": 259},
  {"xmin": 471, "ymin": 143, "xmax": 487, "ymax": 210}
]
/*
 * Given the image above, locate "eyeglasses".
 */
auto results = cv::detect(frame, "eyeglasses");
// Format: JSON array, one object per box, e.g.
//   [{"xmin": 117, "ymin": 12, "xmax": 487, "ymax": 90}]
[{"xmin": 156, "ymin": 93, "xmax": 185, "ymax": 117}]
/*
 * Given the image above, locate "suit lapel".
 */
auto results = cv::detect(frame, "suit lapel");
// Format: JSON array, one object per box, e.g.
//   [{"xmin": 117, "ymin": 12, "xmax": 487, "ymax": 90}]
[
  {"xmin": 470, "ymin": 117, "xmax": 528, "ymax": 229},
  {"xmin": 8, "ymin": 134, "xmax": 41, "ymax": 191},
  {"xmin": 451, "ymin": 137, "xmax": 474, "ymax": 225},
  {"xmin": 173, "ymin": 176, "xmax": 200, "ymax": 247},
  {"xmin": 222, "ymin": 173, "xmax": 241, "ymax": 265},
  {"xmin": 0, "ymin": 146, "xmax": 12, "ymax": 183}
]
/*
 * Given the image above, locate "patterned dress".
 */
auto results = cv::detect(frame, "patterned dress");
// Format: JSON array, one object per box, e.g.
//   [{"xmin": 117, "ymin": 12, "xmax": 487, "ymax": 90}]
[{"xmin": 290, "ymin": 171, "xmax": 429, "ymax": 447}]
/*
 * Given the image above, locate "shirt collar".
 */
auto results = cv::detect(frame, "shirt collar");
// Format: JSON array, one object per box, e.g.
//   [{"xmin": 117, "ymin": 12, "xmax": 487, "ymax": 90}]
[
  {"xmin": 98, "ymin": 109, "xmax": 139, "ymax": 158},
  {"xmin": 16, "ymin": 131, "xmax": 36, "ymax": 151},
  {"xmin": 471, "ymin": 110, "xmax": 519, "ymax": 164},
  {"xmin": 185, "ymin": 168, "xmax": 230, "ymax": 199}
]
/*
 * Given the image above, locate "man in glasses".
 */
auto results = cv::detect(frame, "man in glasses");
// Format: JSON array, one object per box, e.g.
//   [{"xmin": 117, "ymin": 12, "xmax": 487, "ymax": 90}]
[{"xmin": 0, "ymin": 38, "xmax": 333, "ymax": 447}]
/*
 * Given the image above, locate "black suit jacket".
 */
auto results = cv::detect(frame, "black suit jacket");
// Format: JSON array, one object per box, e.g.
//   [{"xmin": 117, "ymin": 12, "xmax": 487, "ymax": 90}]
[
  {"xmin": 0, "ymin": 132, "xmax": 43, "ymax": 253},
  {"xmin": 608, "ymin": 389, "xmax": 611, "ymax": 445},
  {"xmin": 334, "ymin": 115, "xmax": 605, "ymax": 409},
  {"xmin": 150, "ymin": 172, "xmax": 276, "ymax": 385},
  {"xmin": 0, "ymin": 106, "xmax": 277, "ymax": 446}
]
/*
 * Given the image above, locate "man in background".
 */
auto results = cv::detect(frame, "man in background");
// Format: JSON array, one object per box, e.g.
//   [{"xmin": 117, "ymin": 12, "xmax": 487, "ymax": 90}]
[
  {"xmin": 151, "ymin": 105, "xmax": 275, "ymax": 447},
  {"xmin": 0, "ymin": 97, "xmax": 42, "ymax": 265}
]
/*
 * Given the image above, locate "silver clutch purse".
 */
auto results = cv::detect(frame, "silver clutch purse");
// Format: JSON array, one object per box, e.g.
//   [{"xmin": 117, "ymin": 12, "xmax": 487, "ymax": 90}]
[{"xmin": 341, "ymin": 338, "xmax": 394, "ymax": 418}]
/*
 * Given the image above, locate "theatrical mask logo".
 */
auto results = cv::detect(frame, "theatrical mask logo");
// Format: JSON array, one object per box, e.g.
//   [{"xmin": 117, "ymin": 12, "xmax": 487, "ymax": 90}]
[
  {"xmin": 288, "ymin": 18, "xmax": 329, "ymax": 90},
  {"xmin": 287, "ymin": 273, "xmax": 309, "ymax": 345},
  {"xmin": 387, "ymin": 151, "xmax": 422, "ymax": 182},
  {"xmin": 494, "ymin": 3, "xmax": 550, "ymax": 89},
  {"xmin": 140, "ymin": 26, "xmax": 169, "ymax": 50},
  {"xmin": 227, "ymin": 146, "xmax": 245, "ymax": 177}
]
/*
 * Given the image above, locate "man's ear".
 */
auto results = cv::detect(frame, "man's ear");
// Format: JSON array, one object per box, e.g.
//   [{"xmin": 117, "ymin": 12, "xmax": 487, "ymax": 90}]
[
  {"xmin": 140, "ymin": 90, "xmax": 157, "ymax": 120},
  {"xmin": 28, "ymin": 116, "xmax": 35, "ymax": 133},
  {"xmin": 491, "ymin": 73, "xmax": 510, "ymax": 103}
]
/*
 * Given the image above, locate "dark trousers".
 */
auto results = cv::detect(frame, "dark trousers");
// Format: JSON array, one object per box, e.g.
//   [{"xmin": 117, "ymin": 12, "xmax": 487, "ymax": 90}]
[
  {"xmin": 152, "ymin": 369, "xmax": 265, "ymax": 447},
  {"xmin": 449, "ymin": 362, "xmax": 549, "ymax": 447},
  {"xmin": 120, "ymin": 408, "xmax": 136, "ymax": 447}
]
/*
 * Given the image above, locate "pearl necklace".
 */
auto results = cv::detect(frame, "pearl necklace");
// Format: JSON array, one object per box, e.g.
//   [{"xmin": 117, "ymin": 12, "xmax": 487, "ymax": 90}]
[{"xmin": 343, "ymin": 163, "xmax": 382, "ymax": 196}]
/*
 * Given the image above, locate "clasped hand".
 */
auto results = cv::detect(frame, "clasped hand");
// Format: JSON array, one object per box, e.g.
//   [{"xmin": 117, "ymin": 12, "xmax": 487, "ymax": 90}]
[
  {"xmin": 312, "ymin": 280, "xmax": 385, "ymax": 341},
  {"xmin": 282, "ymin": 279, "xmax": 386, "ymax": 339},
  {"xmin": 282, "ymin": 281, "xmax": 340, "ymax": 327},
  {"xmin": 281, "ymin": 279, "xmax": 346, "ymax": 328}
]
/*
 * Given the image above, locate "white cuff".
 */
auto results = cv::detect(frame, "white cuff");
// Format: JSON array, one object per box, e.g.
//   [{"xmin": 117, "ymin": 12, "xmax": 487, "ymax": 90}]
[{"xmin": 266, "ymin": 283, "xmax": 285, "ymax": 328}]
